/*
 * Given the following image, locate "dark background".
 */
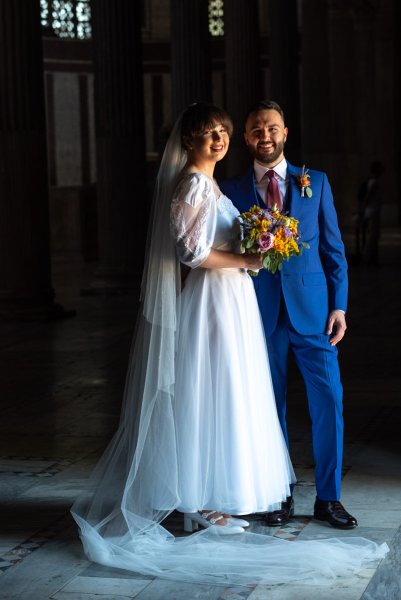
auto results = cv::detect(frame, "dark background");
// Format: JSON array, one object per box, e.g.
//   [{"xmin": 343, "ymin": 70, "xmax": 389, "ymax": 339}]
[{"xmin": 0, "ymin": 0, "xmax": 400, "ymax": 435}]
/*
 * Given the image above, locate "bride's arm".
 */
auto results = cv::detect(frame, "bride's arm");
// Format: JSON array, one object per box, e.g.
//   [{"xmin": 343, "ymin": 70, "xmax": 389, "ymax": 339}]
[
  {"xmin": 172, "ymin": 175, "xmax": 262, "ymax": 272},
  {"xmin": 200, "ymin": 249, "xmax": 262, "ymax": 270}
]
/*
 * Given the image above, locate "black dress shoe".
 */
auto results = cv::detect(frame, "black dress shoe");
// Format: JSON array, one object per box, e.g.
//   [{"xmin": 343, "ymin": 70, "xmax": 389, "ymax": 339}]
[
  {"xmin": 313, "ymin": 499, "xmax": 358, "ymax": 529},
  {"xmin": 263, "ymin": 496, "xmax": 294, "ymax": 527}
]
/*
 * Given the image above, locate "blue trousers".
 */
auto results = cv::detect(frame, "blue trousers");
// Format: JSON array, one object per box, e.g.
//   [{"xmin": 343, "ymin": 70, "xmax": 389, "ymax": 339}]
[{"xmin": 265, "ymin": 301, "xmax": 344, "ymax": 500}]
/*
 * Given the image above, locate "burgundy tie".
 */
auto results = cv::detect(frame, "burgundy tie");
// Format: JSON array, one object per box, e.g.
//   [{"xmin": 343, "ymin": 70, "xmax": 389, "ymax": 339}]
[{"xmin": 266, "ymin": 170, "xmax": 283, "ymax": 211}]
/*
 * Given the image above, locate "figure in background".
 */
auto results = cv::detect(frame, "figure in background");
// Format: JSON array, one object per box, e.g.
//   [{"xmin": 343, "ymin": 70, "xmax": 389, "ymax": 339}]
[{"xmin": 356, "ymin": 160, "xmax": 384, "ymax": 265}]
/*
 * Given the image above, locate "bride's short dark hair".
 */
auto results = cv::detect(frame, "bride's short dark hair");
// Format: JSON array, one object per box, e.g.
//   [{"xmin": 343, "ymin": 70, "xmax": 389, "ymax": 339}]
[{"xmin": 181, "ymin": 103, "xmax": 233, "ymax": 146}]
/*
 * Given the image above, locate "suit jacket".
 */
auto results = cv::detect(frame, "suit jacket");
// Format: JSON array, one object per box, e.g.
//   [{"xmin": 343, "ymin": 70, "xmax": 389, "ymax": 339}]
[{"xmin": 220, "ymin": 162, "xmax": 348, "ymax": 336}]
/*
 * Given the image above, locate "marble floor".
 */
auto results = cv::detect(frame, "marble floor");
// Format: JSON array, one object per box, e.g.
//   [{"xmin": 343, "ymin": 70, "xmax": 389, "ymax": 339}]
[{"xmin": 1, "ymin": 230, "xmax": 401, "ymax": 600}]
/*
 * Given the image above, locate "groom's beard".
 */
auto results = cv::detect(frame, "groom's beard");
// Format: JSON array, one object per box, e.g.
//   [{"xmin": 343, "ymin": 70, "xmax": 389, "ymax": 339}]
[{"xmin": 252, "ymin": 139, "xmax": 285, "ymax": 165}]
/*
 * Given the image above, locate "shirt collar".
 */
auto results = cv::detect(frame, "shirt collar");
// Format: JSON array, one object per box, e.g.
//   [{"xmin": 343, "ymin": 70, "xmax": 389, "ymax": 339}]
[{"xmin": 254, "ymin": 157, "xmax": 287, "ymax": 183}]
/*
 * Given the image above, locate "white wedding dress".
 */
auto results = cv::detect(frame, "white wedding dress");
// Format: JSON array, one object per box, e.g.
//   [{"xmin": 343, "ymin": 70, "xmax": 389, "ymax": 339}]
[
  {"xmin": 170, "ymin": 173, "xmax": 294, "ymax": 514},
  {"xmin": 71, "ymin": 133, "xmax": 388, "ymax": 586}
]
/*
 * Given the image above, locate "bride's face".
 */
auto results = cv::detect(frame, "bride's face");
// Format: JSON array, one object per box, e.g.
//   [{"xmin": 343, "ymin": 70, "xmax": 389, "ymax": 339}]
[{"xmin": 189, "ymin": 122, "xmax": 230, "ymax": 164}]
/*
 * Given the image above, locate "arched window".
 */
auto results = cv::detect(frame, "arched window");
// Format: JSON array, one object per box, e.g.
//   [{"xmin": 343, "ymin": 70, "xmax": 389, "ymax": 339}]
[
  {"xmin": 208, "ymin": 0, "xmax": 224, "ymax": 36},
  {"xmin": 40, "ymin": 0, "xmax": 91, "ymax": 39}
]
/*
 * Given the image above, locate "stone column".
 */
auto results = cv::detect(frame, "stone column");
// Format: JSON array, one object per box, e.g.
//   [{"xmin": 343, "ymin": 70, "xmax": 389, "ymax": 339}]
[
  {"xmin": 372, "ymin": 0, "xmax": 398, "ymax": 225},
  {"xmin": 353, "ymin": 4, "xmax": 376, "ymax": 172},
  {"xmin": 326, "ymin": 0, "xmax": 356, "ymax": 224},
  {"xmin": 394, "ymin": 1, "xmax": 401, "ymax": 222},
  {"xmin": 225, "ymin": 0, "xmax": 262, "ymax": 176},
  {"xmin": 88, "ymin": 1, "xmax": 147, "ymax": 291},
  {"xmin": 0, "ymin": 0, "xmax": 70, "ymax": 319},
  {"xmin": 267, "ymin": 0, "xmax": 301, "ymax": 163},
  {"xmin": 300, "ymin": 0, "xmax": 332, "ymax": 173},
  {"xmin": 170, "ymin": 0, "xmax": 211, "ymax": 118}
]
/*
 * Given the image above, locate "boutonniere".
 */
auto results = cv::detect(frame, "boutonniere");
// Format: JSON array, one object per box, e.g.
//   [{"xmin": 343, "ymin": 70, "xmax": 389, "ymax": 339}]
[{"xmin": 297, "ymin": 165, "xmax": 312, "ymax": 198}]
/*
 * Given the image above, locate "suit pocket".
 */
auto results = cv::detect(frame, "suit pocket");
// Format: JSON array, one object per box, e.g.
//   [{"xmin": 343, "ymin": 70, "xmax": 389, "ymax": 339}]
[{"xmin": 302, "ymin": 272, "xmax": 326, "ymax": 286}]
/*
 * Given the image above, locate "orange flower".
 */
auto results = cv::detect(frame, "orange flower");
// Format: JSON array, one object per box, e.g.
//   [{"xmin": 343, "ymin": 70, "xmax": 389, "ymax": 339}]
[{"xmin": 297, "ymin": 165, "xmax": 313, "ymax": 198}]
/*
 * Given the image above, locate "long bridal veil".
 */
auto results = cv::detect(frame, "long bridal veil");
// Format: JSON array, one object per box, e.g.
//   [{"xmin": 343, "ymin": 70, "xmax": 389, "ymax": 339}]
[{"xmin": 71, "ymin": 110, "xmax": 388, "ymax": 587}]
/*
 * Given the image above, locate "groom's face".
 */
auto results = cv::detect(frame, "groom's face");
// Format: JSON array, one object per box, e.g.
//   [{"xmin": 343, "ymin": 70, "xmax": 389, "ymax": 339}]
[{"xmin": 244, "ymin": 109, "xmax": 288, "ymax": 166}]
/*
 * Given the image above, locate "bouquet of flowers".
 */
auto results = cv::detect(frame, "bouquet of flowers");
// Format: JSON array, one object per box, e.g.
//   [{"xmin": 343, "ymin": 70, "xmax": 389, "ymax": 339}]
[{"xmin": 237, "ymin": 204, "xmax": 309, "ymax": 276}]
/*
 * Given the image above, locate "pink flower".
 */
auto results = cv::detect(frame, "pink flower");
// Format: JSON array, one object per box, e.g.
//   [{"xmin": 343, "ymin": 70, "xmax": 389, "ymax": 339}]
[{"xmin": 257, "ymin": 232, "xmax": 275, "ymax": 251}]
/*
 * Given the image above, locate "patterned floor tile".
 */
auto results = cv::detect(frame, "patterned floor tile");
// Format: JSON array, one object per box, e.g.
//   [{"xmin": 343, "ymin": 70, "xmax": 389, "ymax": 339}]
[
  {"xmin": 218, "ymin": 586, "xmax": 256, "ymax": 599},
  {"xmin": 51, "ymin": 575, "xmax": 152, "ymax": 598},
  {"xmin": 0, "ymin": 513, "xmax": 71, "ymax": 574}
]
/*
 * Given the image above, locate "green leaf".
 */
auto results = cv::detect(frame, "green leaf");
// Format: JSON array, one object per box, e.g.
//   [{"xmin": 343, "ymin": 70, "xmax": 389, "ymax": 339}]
[
  {"xmin": 245, "ymin": 238, "xmax": 254, "ymax": 249},
  {"xmin": 302, "ymin": 242, "xmax": 310, "ymax": 249},
  {"xmin": 306, "ymin": 187, "xmax": 313, "ymax": 198},
  {"xmin": 262, "ymin": 255, "xmax": 270, "ymax": 269}
]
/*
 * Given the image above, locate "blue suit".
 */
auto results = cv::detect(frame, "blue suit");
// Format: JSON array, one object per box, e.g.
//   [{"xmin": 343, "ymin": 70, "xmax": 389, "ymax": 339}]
[{"xmin": 220, "ymin": 162, "xmax": 348, "ymax": 500}]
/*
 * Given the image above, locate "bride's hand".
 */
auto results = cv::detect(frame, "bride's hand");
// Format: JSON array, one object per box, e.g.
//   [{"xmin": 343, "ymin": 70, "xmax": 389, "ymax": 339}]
[{"xmin": 242, "ymin": 254, "xmax": 263, "ymax": 271}]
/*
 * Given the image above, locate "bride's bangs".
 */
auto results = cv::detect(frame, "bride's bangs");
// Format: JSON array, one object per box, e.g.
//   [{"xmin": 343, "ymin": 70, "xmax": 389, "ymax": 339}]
[
  {"xmin": 199, "ymin": 108, "xmax": 233, "ymax": 138},
  {"xmin": 181, "ymin": 104, "xmax": 234, "ymax": 141}
]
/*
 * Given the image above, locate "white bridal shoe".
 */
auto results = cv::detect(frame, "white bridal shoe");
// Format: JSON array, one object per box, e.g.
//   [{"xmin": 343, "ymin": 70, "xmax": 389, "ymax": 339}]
[{"xmin": 184, "ymin": 511, "xmax": 245, "ymax": 534}]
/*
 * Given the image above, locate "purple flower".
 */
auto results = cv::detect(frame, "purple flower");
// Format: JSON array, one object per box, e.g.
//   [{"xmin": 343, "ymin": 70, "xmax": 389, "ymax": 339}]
[
  {"xmin": 283, "ymin": 226, "xmax": 292, "ymax": 238},
  {"xmin": 257, "ymin": 232, "xmax": 275, "ymax": 251}
]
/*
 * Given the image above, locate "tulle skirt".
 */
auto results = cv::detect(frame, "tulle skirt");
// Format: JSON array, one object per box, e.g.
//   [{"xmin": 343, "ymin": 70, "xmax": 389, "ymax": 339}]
[
  {"xmin": 71, "ymin": 267, "xmax": 389, "ymax": 586},
  {"xmin": 173, "ymin": 267, "xmax": 294, "ymax": 513},
  {"xmin": 73, "ymin": 515, "xmax": 388, "ymax": 587}
]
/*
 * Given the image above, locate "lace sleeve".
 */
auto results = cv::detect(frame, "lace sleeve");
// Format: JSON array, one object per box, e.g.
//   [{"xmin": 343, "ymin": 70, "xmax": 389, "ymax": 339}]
[{"xmin": 170, "ymin": 173, "xmax": 217, "ymax": 268}]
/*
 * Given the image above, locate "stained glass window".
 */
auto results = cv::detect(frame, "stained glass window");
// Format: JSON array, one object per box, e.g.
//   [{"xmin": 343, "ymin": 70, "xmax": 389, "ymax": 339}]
[
  {"xmin": 208, "ymin": 0, "xmax": 224, "ymax": 36},
  {"xmin": 40, "ymin": 0, "xmax": 91, "ymax": 39}
]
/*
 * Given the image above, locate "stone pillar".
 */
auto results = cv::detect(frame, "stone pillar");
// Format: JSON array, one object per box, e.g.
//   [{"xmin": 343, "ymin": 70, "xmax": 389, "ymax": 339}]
[
  {"xmin": 372, "ymin": 0, "xmax": 398, "ymax": 225},
  {"xmin": 0, "ymin": 0, "xmax": 70, "ymax": 319},
  {"xmin": 395, "ymin": 1, "xmax": 401, "ymax": 222},
  {"xmin": 326, "ymin": 0, "xmax": 356, "ymax": 224},
  {"xmin": 170, "ymin": 0, "xmax": 211, "ymax": 118},
  {"xmin": 267, "ymin": 0, "xmax": 301, "ymax": 163},
  {"xmin": 353, "ymin": 4, "xmax": 376, "ymax": 174},
  {"xmin": 225, "ymin": 0, "xmax": 262, "ymax": 176},
  {"xmin": 88, "ymin": 1, "xmax": 147, "ymax": 291},
  {"xmin": 300, "ymin": 0, "xmax": 332, "ymax": 173}
]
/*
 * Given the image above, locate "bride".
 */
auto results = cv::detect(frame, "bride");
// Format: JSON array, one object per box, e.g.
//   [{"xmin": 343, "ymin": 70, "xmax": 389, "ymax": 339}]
[{"xmin": 71, "ymin": 103, "xmax": 387, "ymax": 585}]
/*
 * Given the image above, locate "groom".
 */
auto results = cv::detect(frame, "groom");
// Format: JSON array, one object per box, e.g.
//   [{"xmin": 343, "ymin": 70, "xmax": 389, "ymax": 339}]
[{"xmin": 221, "ymin": 100, "xmax": 357, "ymax": 529}]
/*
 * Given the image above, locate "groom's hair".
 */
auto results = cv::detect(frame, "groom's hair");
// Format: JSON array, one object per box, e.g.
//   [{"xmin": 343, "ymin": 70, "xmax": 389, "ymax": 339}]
[{"xmin": 244, "ymin": 101, "xmax": 285, "ymax": 126}]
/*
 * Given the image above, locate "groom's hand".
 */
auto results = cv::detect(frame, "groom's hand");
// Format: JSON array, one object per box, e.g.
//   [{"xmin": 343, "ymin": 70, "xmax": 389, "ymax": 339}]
[{"xmin": 326, "ymin": 310, "xmax": 347, "ymax": 346}]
